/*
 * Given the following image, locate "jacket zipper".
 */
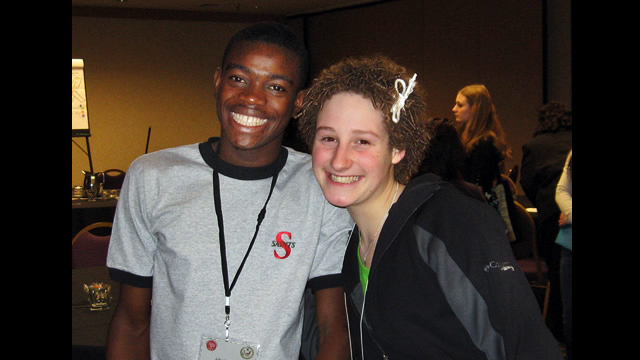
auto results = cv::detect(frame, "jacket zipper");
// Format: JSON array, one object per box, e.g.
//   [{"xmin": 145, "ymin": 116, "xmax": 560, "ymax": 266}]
[
  {"xmin": 360, "ymin": 208, "xmax": 429, "ymax": 359},
  {"xmin": 360, "ymin": 289, "xmax": 388, "ymax": 359},
  {"xmin": 356, "ymin": 183, "xmax": 439, "ymax": 359}
]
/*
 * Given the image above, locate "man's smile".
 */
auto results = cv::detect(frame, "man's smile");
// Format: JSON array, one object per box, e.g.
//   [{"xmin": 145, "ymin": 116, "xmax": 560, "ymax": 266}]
[{"xmin": 232, "ymin": 112, "xmax": 268, "ymax": 127}]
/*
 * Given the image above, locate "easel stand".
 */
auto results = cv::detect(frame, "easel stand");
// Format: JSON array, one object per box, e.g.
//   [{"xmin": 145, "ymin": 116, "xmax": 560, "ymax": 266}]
[{"xmin": 72, "ymin": 135, "xmax": 94, "ymax": 174}]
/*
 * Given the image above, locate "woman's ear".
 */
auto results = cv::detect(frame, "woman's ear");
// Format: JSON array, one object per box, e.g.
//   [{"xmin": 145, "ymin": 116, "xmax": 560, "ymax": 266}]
[{"xmin": 391, "ymin": 148, "xmax": 406, "ymax": 165}]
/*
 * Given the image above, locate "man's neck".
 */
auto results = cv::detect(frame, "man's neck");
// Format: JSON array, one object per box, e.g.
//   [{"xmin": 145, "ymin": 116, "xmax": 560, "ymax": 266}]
[{"xmin": 214, "ymin": 139, "xmax": 282, "ymax": 168}]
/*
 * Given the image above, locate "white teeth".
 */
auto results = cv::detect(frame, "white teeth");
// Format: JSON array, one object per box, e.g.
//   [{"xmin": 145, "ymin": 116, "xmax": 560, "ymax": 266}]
[
  {"xmin": 330, "ymin": 175, "xmax": 360, "ymax": 184},
  {"xmin": 232, "ymin": 112, "xmax": 268, "ymax": 127}
]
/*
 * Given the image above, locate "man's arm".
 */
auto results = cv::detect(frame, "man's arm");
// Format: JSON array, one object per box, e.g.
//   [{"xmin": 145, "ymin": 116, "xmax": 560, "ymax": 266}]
[
  {"xmin": 313, "ymin": 286, "xmax": 350, "ymax": 360},
  {"xmin": 106, "ymin": 284, "xmax": 152, "ymax": 360}
]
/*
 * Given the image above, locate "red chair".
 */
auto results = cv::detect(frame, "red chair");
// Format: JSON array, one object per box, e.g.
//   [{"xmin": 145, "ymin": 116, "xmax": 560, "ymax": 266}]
[
  {"xmin": 510, "ymin": 201, "xmax": 551, "ymax": 321},
  {"xmin": 507, "ymin": 164, "xmax": 519, "ymax": 184},
  {"xmin": 103, "ymin": 169, "xmax": 126, "ymax": 190},
  {"xmin": 72, "ymin": 222, "xmax": 112, "ymax": 269}
]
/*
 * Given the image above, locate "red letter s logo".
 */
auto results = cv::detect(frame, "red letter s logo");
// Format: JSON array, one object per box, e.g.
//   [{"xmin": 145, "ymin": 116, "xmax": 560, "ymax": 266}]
[{"xmin": 274, "ymin": 231, "xmax": 292, "ymax": 259}]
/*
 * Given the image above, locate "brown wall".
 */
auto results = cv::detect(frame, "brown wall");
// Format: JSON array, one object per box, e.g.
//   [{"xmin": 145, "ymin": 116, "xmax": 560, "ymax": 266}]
[
  {"xmin": 72, "ymin": 16, "xmax": 253, "ymax": 186},
  {"xmin": 72, "ymin": 0, "xmax": 570, "ymax": 191},
  {"xmin": 305, "ymin": 0, "xmax": 544, "ymax": 183}
]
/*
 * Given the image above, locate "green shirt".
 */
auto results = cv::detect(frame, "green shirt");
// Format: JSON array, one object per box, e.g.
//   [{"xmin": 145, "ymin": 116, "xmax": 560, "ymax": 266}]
[{"xmin": 358, "ymin": 237, "xmax": 370, "ymax": 293}]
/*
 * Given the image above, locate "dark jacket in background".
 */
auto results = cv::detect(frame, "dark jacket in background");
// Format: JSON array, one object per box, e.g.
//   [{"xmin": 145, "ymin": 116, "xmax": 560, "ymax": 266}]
[
  {"xmin": 520, "ymin": 130, "xmax": 572, "ymax": 258},
  {"xmin": 520, "ymin": 129, "xmax": 572, "ymax": 341}
]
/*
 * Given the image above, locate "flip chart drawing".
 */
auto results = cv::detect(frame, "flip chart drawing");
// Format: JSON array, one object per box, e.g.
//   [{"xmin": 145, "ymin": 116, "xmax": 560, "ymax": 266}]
[{"xmin": 73, "ymin": 59, "xmax": 90, "ymax": 136}]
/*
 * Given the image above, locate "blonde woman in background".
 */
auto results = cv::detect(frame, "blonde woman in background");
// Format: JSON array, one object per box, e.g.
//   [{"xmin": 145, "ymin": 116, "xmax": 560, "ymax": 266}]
[{"xmin": 453, "ymin": 84, "xmax": 516, "ymax": 241}]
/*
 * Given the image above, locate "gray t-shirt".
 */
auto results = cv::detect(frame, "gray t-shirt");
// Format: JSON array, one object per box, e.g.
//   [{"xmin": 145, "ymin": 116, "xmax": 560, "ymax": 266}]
[{"xmin": 107, "ymin": 138, "xmax": 353, "ymax": 359}]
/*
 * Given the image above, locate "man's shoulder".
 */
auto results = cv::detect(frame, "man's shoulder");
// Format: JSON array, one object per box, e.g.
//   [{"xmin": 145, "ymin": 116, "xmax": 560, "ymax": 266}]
[
  {"xmin": 130, "ymin": 142, "xmax": 200, "ymax": 168},
  {"xmin": 284, "ymin": 146, "xmax": 311, "ymax": 164}
]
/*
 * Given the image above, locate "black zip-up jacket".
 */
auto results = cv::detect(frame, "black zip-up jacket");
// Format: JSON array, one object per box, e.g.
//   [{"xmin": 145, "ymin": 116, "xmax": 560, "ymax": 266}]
[{"xmin": 343, "ymin": 174, "xmax": 562, "ymax": 359}]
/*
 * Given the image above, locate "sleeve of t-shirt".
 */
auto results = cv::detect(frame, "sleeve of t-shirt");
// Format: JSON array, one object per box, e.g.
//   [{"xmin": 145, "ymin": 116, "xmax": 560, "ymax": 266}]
[
  {"xmin": 308, "ymin": 200, "xmax": 353, "ymax": 291},
  {"xmin": 106, "ymin": 156, "xmax": 156, "ymax": 288}
]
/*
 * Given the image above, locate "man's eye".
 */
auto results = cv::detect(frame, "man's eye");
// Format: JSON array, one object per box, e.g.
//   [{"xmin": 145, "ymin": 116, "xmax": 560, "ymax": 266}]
[
  {"xmin": 230, "ymin": 75, "xmax": 245, "ymax": 83},
  {"xmin": 356, "ymin": 139, "xmax": 370, "ymax": 145},
  {"xmin": 270, "ymin": 85, "xmax": 286, "ymax": 92}
]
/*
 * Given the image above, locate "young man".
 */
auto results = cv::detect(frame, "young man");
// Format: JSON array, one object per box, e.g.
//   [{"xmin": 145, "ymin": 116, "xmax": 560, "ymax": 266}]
[{"xmin": 105, "ymin": 23, "xmax": 352, "ymax": 359}]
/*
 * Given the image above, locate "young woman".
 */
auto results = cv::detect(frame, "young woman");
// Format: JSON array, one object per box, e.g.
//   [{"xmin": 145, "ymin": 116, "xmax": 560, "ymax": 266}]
[
  {"xmin": 298, "ymin": 55, "xmax": 562, "ymax": 359},
  {"xmin": 453, "ymin": 84, "xmax": 517, "ymax": 241},
  {"xmin": 556, "ymin": 150, "xmax": 572, "ymax": 360},
  {"xmin": 452, "ymin": 84, "xmax": 512, "ymax": 190}
]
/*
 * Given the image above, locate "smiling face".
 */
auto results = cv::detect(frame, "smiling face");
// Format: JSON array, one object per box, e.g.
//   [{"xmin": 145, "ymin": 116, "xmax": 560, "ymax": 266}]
[
  {"xmin": 214, "ymin": 41, "xmax": 304, "ymax": 166},
  {"xmin": 312, "ymin": 92, "xmax": 405, "ymax": 209}
]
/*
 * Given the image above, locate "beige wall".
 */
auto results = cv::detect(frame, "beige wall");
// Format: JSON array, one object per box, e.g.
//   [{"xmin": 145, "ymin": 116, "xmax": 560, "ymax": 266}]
[
  {"xmin": 73, "ymin": 0, "xmax": 569, "ymax": 192},
  {"xmin": 72, "ymin": 16, "xmax": 251, "ymax": 186}
]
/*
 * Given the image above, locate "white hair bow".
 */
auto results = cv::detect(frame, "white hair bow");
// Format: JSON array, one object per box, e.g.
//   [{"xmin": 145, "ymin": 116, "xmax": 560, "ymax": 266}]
[{"xmin": 390, "ymin": 73, "xmax": 418, "ymax": 123}]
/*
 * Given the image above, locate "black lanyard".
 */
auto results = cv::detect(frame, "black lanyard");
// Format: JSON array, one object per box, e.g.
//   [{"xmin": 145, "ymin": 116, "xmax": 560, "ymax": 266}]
[{"xmin": 212, "ymin": 169, "xmax": 278, "ymax": 339}]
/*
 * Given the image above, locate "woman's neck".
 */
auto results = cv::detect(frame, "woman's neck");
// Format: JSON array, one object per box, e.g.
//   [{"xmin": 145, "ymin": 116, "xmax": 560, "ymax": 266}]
[{"xmin": 349, "ymin": 181, "xmax": 403, "ymax": 246}]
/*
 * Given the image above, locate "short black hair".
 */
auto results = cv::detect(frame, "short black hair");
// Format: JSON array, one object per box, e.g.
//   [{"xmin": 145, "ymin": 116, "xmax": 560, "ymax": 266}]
[{"xmin": 222, "ymin": 22, "xmax": 309, "ymax": 90}]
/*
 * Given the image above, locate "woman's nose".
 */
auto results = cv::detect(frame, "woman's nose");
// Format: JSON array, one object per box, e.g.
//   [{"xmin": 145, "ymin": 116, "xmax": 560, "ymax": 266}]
[{"xmin": 331, "ymin": 144, "xmax": 352, "ymax": 171}]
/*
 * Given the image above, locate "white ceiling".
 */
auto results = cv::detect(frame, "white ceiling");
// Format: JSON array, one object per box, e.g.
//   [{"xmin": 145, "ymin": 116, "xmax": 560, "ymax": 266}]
[{"xmin": 71, "ymin": 0, "xmax": 384, "ymax": 17}]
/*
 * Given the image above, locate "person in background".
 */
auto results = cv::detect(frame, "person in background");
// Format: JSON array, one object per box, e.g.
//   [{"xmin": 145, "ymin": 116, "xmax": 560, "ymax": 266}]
[
  {"xmin": 297, "ymin": 55, "xmax": 563, "ymax": 360},
  {"xmin": 452, "ymin": 84, "xmax": 512, "ymax": 190},
  {"xmin": 520, "ymin": 101, "xmax": 572, "ymax": 341},
  {"xmin": 452, "ymin": 84, "xmax": 516, "ymax": 241},
  {"xmin": 416, "ymin": 117, "xmax": 486, "ymax": 203},
  {"xmin": 555, "ymin": 150, "xmax": 572, "ymax": 360},
  {"xmin": 105, "ymin": 22, "xmax": 352, "ymax": 360}
]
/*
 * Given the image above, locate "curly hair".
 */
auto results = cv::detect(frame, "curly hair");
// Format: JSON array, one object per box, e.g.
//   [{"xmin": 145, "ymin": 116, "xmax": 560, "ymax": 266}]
[
  {"xmin": 297, "ymin": 55, "xmax": 431, "ymax": 184},
  {"xmin": 418, "ymin": 117, "xmax": 466, "ymax": 181},
  {"xmin": 534, "ymin": 101, "xmax": 572, "ymax": 136}
]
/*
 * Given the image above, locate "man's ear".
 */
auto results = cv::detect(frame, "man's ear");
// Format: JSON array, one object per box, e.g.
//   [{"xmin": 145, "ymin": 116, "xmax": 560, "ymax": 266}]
[
  {"xmin": 213, "ymin": 67, "xmax": 221, "ymax": 93},
  {"xmin": 293, "ymin": 89, "xmax": 306, "ymax": 118},
  {"xmin": 392, "ymin": 148, "xmax": 406, "ymax": 165}
]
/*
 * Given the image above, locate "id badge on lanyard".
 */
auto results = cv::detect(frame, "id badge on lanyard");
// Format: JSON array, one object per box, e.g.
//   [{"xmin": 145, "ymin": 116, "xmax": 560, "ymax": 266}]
[
  {"xmin": 196, "ymin": 169, "xmax": 277, "ymax": 360},
  {"xmin": 198, "ymin": 337, "xmax": 260, "ymax": 360}
]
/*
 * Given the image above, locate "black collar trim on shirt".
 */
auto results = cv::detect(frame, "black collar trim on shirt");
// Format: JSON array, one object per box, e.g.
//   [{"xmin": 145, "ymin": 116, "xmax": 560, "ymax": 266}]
[{"xmin": 198, "ymin": 137, "xmax": 288, "ymax": 180}]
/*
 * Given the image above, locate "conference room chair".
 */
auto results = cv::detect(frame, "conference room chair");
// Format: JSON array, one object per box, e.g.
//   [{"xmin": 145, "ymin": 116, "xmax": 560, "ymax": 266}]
[
  {"xmin": 102, "ymin": 169, "xmax": 126, "ymax": 190},
  {"xmin": 510, "ymin": 201, "xmax": 551, "ymax": 322},
  {"xmin": 72, "ymin": 222, "xmax": 113, "ymax": 269}
]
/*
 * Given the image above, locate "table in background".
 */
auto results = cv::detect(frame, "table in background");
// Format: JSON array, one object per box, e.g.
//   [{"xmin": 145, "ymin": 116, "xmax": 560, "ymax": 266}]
[
  {"xmin": 72, "ymin": 197, "xmax": 118, "ymax": 209},
  {"xmin": 72, "ymin": 198, "xmax": 117, "ymax": 238},
  {"xmin": 72, "ymin": 266, "xmax": 119, "ymax": 348}
]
